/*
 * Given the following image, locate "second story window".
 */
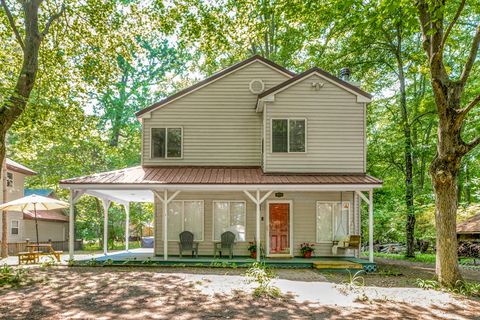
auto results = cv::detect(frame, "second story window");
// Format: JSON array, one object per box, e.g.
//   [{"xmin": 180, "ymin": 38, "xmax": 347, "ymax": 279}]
[
  {"xmin": 151, "ymin": 127, "xmax": 183, "ymax": 158},
  {"xmin": 6, "ymin": 172, "xmax": 13, "ymax": 188},
  {"xmin": 272, "ymin": 119, "xmax": 306, "ymax": 153}
]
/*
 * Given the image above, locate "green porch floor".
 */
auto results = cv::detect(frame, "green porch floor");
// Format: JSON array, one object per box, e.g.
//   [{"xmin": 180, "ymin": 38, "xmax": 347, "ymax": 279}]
[{"xmin": 75, "ymin": 251, "xmax": 377, "ymax": 272}]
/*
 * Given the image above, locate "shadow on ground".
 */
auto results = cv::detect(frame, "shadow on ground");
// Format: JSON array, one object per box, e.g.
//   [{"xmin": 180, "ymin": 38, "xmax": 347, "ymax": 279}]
[{"xmin": 0, "ymin": 267, "xmax": 478, "ymax": 320}]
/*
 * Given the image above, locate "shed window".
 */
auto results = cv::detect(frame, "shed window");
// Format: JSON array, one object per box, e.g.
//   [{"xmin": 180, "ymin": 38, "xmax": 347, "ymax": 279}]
[
  {"xmin": 213, "ymin": 201, "xmax": 246, "ymax": 242},
  {"xmin": 167, "ymin": 200, "xmax": 203, "ymax": 241},
  {"xmin": 11, "ymin": 220, "xmax": 19, "ymax": 235},
  {"xmin": 6, "ymin": 172, "xmax": 13, "ymax": 188},
  {"xmin": 316, "ymin": 201, "xmax": 350, "ymax": 242},
  {"xmin": 151, "ymin": 127, "xmax": 182, "ymax": 158},
  {"xmin": 272, "ymin": 119, "xmax": 306, "ymax": 153}
]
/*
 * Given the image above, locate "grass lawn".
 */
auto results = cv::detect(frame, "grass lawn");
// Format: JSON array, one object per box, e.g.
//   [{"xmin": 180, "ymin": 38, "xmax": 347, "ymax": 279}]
[
  {"xmin": 0, "ymin": 260, "xmax": 479, "ymax": 319},
  {"xmin": 368, "ymin": 252, "xmax": 479, "ymax": 266}
]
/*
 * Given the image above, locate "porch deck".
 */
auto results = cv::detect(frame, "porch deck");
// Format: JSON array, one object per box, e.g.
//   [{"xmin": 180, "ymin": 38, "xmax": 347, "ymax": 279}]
[{"xmin": 75, "ymin": 249, "xmax": 377, "ymax": 272}]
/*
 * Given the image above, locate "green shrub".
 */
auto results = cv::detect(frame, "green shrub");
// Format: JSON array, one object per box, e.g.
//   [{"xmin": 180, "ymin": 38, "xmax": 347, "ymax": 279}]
[
  {"xmin": 244, "ymin": 262, "xmax": 281, "ymax": 298},
  {"xmin": 0, "ymin": 265, "xmax": 27, "ymax": 287}
]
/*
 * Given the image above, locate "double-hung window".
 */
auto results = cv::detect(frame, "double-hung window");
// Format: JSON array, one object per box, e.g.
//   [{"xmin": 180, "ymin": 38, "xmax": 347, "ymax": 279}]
[
  {"xmin": 271, "ymin": 119, "xmax": 306, "ymax": 153},
  {"xmin": 167, "ymin": 200, "xmax": 203, "ymax": 241},
  {"xmin": 6, "ymin": 172, "xmax": 13, "ymax": 188},
  {"xmin": 11, "ymin": 220, "xmax": 19, "ymax": 235},
  {"xmin": 213, "ymin": 201, "xmax": 246, "ymax": 242},
  {"xmin": 151, "ymin": 127, "xmax": 182, "ymax": 158},
  {"xmin": 316, "ymin": 201, "xmax": 350, "ymax": 242}
]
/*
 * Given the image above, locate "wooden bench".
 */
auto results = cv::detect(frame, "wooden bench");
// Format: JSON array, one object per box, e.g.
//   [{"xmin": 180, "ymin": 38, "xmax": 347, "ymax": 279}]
[{"xmin": 18, "ymin": 251, "xmax": 40, "ymax": 265}]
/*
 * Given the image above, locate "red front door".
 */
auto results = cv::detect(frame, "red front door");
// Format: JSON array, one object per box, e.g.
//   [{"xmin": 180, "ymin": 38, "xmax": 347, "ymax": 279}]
[{"xmin": 269, "ymin": 203, "xmax": 290, "ymax": 255}]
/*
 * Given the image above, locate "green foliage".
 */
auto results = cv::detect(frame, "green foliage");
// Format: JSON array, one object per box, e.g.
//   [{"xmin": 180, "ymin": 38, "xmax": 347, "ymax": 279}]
[
  {"xmin": 345, "ymin": 270, "xmax": 365, "ymax": 287},
  {"xmin": 244, "ymin": 262, "xmax": 281, "ymax": 298},
  {"xmin": 0, "ymin": 265, "xmax": 27, "ymax": 287},
  {"xmin": 416, "ymin": 278, "xmax": 480, "ymax": 298},
  {"xmin": 373, "ymin": 252, "xmax": 436, "ymax": 264}
]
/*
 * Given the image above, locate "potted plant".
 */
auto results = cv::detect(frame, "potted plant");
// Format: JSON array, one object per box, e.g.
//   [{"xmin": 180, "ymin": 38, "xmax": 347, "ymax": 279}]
[
  {"xmin": 300, "ymin": 242, "xmax": 315, "ymax": 258},
  {"xmin": 248, "ymin": 241, "xmax": 258, "ymax": 259}
]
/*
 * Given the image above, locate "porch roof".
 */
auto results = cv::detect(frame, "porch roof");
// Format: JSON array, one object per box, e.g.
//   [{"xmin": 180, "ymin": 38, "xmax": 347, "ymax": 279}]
[{"xmin": 60, "ymin": 166, "xmax": 382, "ymax": 188}]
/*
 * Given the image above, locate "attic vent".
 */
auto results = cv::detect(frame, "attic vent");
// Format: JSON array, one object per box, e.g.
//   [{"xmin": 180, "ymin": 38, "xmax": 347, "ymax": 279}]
[{"xmin": 249, "ymin": 79, "xmax": 265, "ymax": 94}]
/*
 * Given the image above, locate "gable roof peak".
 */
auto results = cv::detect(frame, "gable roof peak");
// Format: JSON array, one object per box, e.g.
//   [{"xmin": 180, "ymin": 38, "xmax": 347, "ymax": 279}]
[{"xmin": 136, "ymin": 55, "xmax": 295, "ymax": 117}]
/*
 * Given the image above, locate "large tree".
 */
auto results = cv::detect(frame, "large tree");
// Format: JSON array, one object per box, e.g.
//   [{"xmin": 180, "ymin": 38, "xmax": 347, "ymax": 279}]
[
  {"xmin": 0, "ymin": 0, "xmax": 64, "ymax": 258},
  {"xmin": 415, "ymin": 0, "xmax": 480, "ymax": 286}
]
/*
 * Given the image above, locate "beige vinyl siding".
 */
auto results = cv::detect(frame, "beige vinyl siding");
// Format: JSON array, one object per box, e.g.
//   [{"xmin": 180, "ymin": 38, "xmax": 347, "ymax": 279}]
[
  {"xmin": 265, "ymin": 74, "xmax": 366, "ymax": 173},
  {"xmin": 23, "ymin": 220, "xmax": 67, "ymax": 242},
  {"xmin": 154, "ymin": 191, "xmax": 359, "ymax": 257},
  {"xmin": 142, "ymin": 61, "xmax": 290, "ymax": 166}
]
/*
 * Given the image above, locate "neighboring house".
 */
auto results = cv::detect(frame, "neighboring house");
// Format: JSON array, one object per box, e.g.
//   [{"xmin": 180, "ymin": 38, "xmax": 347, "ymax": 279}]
[
  {"xmin": 60, "ymin": 56, "xmax": 382, "ymax": 262},
  {"xmin": 457, "ymin": 213, "xmax": 480, "ymax": 241},
  {"xmin": 0, "ymin": 159, "xmax": 68, "ymax": 243}
]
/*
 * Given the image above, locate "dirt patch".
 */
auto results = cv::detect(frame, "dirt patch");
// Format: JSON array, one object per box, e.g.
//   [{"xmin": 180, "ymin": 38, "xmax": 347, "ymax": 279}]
[{"xmin": 0, "ymin": 265, "xmax": 478, "ymax": 319}]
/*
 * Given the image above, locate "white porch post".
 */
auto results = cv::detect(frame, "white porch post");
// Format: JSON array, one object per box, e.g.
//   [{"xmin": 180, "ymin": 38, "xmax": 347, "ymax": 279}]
[
  {"xmin": 163, "ymin": 189, "xmax": 168, "ymax": 260},
  {"xmin": 244, "ymin": 190, "xmax": 273, "ymax": 262},
  {"xmin": 368, "ymin": 189, "xmax": 374, "ymax": 263},
  {"xmin": 125, "ymin": 203, "xmax": 130, "ymax": 251},
  {"xmin": 68, "ymin": 190, "xmax": 75, "ymax": 259},
  {"xmin": 153, "ymin": 190, "xmax": 181, "ymax": 261},
  {"xmin": 256, "ymin": 190, "xmax": 261, "ymax": 262},
  {"xmin": 102, "ymin": 199, "xmax": 111, "ymax": 255}
]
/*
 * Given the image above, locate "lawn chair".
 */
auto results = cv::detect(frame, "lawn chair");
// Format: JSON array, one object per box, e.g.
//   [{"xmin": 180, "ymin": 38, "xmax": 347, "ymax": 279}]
[
  {"xmin": 332, "ymin": 235, "xmax": 361, "ymax": 255},
  {"xmin": 214, "ymin": 231, "xmax": 236, "ymax": 259},
  {"xmin": 178, "ymin": 231, "xmax": 199, "ymax": 258}
]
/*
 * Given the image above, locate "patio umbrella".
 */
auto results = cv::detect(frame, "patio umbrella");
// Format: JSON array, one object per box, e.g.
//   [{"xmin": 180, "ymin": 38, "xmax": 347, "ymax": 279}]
[{"xmin": 0, "ymin": 194, "xmax": 69, "ymax": 246}]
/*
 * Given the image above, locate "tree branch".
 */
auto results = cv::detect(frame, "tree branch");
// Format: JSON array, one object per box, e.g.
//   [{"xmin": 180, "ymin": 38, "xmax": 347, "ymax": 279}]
[
  {"xmin": 459, "ymin": 23, "xmax": 480, "ymax": 84},
  {"xmin": 416, "ymin": 0, "xmax": 432, "ymax": 59},
  {"xmin": 464, "ymin": 136, "xmax": 480, "ymax": 155},
  {"xmin": 41, "ymin": 3, "xmax": 65, "ymax": 38},
  {"xmin": 459, "ymin": 93, "xmax": 480, "ymax": 117},
  {"xmin": 1, "ymin": 0, "xmax": 25, "ymax": 51},
  {"xmin": 440, "ymin": 0, "xmax": 466, "ymax": 52}
]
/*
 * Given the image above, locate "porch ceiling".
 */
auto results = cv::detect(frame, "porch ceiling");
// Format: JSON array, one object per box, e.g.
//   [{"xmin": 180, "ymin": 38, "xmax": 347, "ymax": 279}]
[{"xmin": 85, "ymin": 189, "xmax": 154, "ymax": 204}]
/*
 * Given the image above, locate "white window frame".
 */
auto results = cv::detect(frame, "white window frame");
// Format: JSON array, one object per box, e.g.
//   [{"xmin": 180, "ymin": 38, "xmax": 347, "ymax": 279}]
[
  {"xmin": 10, "ymin": 220, "xmax": 19, "ymax": 235},
  {"xmin": 315, "ymin": 201, "xmax": 350, "ymax": 243},
  {"xmin": 270, "ymin": 118, "xmax": 307, "ymax": 153},
  {"xmin": 6, "ymin": 172, "xmax": 13, "ymax": 188},
  {"xmin": 212, "ymin": 200, "xmax": 247, "ymax": 242},
  {"xmin": 167, "ymin": 200, "xmax": 204, "ymax": 241},
  {"xmin": 150, "ymin": 126, "xmax": 183, "ymax": 159}
]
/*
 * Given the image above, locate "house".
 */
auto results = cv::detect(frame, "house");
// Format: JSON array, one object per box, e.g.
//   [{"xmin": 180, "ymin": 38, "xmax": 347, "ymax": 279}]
[
  {"xmin": 0, "ymin": 159, "xmax": 68, "ymax": 247},
  {"xmin": 457, "ymin": 213, "xmax": 480, "ymax": 241},
  {"xmin": 60, "ymin": 56, "xmax": 382, "ymax": 267}
]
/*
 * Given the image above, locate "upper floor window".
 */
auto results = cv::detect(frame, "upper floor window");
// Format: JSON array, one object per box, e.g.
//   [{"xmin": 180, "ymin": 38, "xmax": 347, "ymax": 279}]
[
  {"xmin": 271, "ymin": 119, "xmax": 306, "ymax": 153},
  {"xmin": 6, "ymin": 172, "xmax": 13, "ymax": 188},
  {"xmin": 151, "ymin": 127, "xmax": 182, "ymax": 158},
  {"xmin": 11, "ymin": 220, "xmax": 19, "ymax": 235}
]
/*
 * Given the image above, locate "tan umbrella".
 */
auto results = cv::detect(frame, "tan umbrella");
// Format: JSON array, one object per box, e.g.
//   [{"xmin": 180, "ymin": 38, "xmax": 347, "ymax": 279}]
[{"xmin": 0, "ymin": 194, "xmax": 69, "ymax": 245}]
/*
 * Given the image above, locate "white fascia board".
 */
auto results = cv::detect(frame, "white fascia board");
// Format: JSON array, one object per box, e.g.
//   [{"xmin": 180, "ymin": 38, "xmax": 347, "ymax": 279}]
[
  {"xmin": 60, "ymin": 183, "xmax": 382, "ymax": 192},
  {"xmin": 256, "ymin": 95, "xmax": 275, "ymax": 112}
]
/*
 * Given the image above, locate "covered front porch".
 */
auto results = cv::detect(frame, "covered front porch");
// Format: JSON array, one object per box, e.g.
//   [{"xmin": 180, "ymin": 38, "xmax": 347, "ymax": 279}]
[{"xmin": 60, "ymin": 166, "xmax": 382, "ymax": 270}]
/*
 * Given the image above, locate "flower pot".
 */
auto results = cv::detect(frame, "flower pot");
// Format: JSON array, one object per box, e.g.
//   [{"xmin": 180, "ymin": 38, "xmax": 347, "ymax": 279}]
[
  {"xmin": 303, "ymin": 251, "xmax": 312, "ymax": 258},
  {"xmin": 250, "ymin": 252, "xmax": 257, "ymax": 259}
]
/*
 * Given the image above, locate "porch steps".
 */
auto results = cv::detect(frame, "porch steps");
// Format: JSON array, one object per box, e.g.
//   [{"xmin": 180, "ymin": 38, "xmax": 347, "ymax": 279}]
[{"xmin": 312, "ymin": 260, "xmax": 363, "ymax": 270}]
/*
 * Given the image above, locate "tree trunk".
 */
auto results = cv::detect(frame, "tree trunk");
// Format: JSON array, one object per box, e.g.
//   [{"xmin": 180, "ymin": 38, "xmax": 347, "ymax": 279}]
[
  {"xmin": 395, "ymin": 43, "xmax": 415, "ymax": 258},
  {"xmin": 430, "ymin": 156, "xmax": 462, "ymax": 286}
]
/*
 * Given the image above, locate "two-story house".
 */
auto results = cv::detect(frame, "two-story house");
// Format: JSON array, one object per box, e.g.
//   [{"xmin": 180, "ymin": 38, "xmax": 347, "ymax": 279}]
[
  {"xmin": 1, "ymin": 159, "xmax": 68, "ymax": 249},
  {"xmin": 60, "ymin": 56, "xmax": 382, "ymax": 267}
]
